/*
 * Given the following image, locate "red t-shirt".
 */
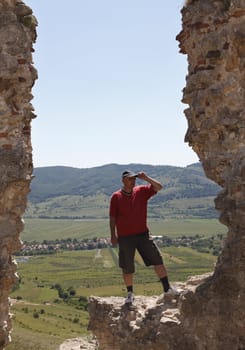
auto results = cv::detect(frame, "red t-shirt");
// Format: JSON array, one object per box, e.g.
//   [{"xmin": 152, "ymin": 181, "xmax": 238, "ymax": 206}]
[{"xmin": 109, "ymin": 185, "xmax": 156, "ymax": 237}]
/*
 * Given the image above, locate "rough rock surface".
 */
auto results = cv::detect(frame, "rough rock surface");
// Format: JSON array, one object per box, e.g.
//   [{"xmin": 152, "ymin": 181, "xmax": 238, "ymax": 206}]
[
  {"xmin": 0, "ymin": 0, "xmax": 244, "ymax": 349},
  {"xmin": 0, "ymin": 0, "xmax": 37, "ymax": 349},
  {"xmin": 88, "ymin": 277, "xmax": 209, "ymax": 350},
  {"xmin": 89, "ymin": 1, "xmax": 245, "ymax": 349},
  {"xmin": 59, "ymin": 336, "xmax": 98, "ymax": 350}
]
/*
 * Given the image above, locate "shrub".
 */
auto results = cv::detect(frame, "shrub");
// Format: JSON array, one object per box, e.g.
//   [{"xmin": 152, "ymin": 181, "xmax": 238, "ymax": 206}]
[{"xmin": 68, "ymin": 286, "xmax": 76, "ymax": 296}]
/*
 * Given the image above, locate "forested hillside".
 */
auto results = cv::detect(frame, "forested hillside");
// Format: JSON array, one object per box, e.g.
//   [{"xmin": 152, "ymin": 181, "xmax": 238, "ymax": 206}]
[{"xmin": 26, "ymin": 163, "xmax": 221, "ymax": 219}]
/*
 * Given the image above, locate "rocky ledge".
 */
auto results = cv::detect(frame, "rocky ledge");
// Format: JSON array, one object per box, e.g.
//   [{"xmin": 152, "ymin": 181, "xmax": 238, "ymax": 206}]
[{"xmin": 88, "ymin": 274, "xmax": 212, "ymax": 350}]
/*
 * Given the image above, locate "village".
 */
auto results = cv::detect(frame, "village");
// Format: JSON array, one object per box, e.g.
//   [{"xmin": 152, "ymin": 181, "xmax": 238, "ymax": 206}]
[{"xmin": 15, "ymin": 234, "xmax": 223, "ymax": 256}]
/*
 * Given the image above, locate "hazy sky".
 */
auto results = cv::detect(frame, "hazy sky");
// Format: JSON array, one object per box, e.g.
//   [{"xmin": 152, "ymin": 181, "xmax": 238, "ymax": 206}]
[{"xmin": 26, "ymin": 0, "xmax": 199, "ymax": 169}]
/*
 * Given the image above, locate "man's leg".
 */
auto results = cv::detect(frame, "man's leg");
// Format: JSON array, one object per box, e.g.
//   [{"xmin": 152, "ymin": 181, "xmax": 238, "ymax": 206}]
[
  {"xmin": 118, "ymin": 236, "xmax": 136, "ymax": 302},
  {"xmin": 123, "ymin": 272, "xmax": 133, "ymax": 288},
  {"xmin": 137, "ymin": 235, "xmax": 171, "ymax": 293},
  {"xmin": 123, "ymin": 272, "xmax": 134, "ymax": 303},
  {"xmin": 118, "ymin": 236, "xmax": 136, "ymax": 303},
  {"xmin": 154, "ymin": 264, "xmax": 167, "ymax": 278},
  {"xmin": 154, "ymin": 264, "xmax": 170, "ymax": 292}
]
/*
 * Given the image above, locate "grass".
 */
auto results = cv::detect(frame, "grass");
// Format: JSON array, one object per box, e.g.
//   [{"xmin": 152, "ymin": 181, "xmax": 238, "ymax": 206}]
[
  {"xmin": 27, "ymin": 194, "xmax": 109, "ymax": 218},
  {"xmin": 8, "ymin": 302, "xmax": 89, "ymax": 350},
  {"xmin": 12, "ymin": 247, "xmax": 217, "ymax": 303},
  {"xmin": 8, "ymin": 217, "xmax": 224, "ymax": 349},
  {"xmin": 22, "ymin": 217, "xmax": 226, "ymax": 242},
  {"xmin": 12, "ymin": 245, "xmax": 217, "ymax": 297},
  {"xmin": 148, "ymin": 218, "xmax": 226, "ymax": 237},
  {"xmin": 10, "ymin": 246, "xmax": 217, "ymax": 349}
]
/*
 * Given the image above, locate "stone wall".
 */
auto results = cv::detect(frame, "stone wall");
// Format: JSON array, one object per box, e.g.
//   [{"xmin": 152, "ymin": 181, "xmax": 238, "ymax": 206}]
[
  {"xmin": 0, "ymin": 0, "xmax": 37, "ymax": 348},
  {"xmin": 0, "ymin": 0, "xmax": 244, "ymax": 349},
  {"xmin": 89, "ymin": 1, "xmax": 245, "ymax": 349}
]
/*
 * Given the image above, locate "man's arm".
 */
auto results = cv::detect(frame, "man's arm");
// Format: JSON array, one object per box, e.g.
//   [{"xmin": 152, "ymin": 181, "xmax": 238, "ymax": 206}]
[
  {"xmin": 137, "ymin": 172, "xmax": 163, "ymax": 192},
  {"xmin": 110, "ymin": 216, "xmax": 118, "ymax": 245}
]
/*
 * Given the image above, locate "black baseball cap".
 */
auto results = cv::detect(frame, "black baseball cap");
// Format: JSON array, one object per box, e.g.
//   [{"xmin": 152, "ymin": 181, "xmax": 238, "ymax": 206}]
[{"xmin": 122, "ymin": 170, "xmax": 138, "ymax": 178}]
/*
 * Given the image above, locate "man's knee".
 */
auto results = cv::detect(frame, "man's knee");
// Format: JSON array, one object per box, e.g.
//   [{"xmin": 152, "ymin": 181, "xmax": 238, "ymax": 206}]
[{"xmin": 122, "ymin": 266, "xmax": 135, "ymax": 274}]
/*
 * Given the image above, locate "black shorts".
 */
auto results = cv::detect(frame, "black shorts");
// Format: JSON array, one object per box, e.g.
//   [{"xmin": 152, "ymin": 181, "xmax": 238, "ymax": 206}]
[{"xmin": 118, "ymin": 232, "xmax": 163, "ymax": 274}]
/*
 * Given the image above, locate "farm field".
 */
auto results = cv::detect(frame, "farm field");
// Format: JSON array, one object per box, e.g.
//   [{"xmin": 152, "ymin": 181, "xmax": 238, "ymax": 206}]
[
  {"xmin": 22, "ymin": 217, "xmax": 227, "ymax": 242},
  {"xmin": 10, "ymin": 245, "xmax": 218, "ymax": 350}
]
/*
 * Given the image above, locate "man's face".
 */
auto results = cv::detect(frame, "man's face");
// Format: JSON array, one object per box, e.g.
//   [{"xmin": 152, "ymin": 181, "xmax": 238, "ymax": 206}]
[{"xmin": 122, "ymin": 176, "xmax": 136, "ymax": 190}]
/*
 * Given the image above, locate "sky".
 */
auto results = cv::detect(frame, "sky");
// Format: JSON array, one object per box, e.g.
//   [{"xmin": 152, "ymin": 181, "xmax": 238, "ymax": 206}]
[{"xmin": 26, "ymin": 0, "xmax": 199, "ymax": 169}]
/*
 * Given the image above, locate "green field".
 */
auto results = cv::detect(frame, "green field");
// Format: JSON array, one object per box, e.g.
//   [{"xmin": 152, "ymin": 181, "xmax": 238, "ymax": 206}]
[
  {"xmin": 8, "ymin": 302, "xmax": 89, "ymax": 350},
  {"xmin": 8, "ymin": 217, "xmax": 226, "ymax": 349},
  {"xmin": 22, "ymin": 217, "xmax": 226, "ymax": 242},
  {"xmin": 9, "ymin": 244, "xmax": 218, "ymax": 350}
]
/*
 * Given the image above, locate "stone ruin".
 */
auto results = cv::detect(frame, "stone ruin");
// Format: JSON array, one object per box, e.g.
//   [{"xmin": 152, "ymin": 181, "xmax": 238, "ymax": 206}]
[
  {"xmin": 0, "ymin": 0, "xmax": 244, "ymax": 349},
  {"xmin": 0, "ymin": 0, "xmax": 37, "ymax": 348}
]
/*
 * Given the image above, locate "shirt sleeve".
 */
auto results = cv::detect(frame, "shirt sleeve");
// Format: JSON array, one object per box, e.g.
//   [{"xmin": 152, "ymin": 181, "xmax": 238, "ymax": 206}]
[
  {"xmin": 149, "ymin": 184, "xmax": 157, "ymax": 197},
  {"xmin": 140, "ymin": 185, "xmax": 157, "ymax": 199}
]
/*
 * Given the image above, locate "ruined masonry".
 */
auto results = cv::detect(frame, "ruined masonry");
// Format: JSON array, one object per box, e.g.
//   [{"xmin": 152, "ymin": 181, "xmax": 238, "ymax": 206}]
[
  {"xmin": 0, "ymin": 0, "xmax": 37, "ymax": 348},
  {"xmin": 89, "ymin": 1, "xmax": 245, "ymax": 350},
  {"xmin": 0, "ymin": 0, "xmax": 244, "ymax": 350}
]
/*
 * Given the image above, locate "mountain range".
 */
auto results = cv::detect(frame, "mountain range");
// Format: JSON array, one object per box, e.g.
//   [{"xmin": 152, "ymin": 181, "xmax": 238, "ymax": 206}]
[{"xmin": 26, "ymin": 163, "xmax": 221, "ymax": 219}]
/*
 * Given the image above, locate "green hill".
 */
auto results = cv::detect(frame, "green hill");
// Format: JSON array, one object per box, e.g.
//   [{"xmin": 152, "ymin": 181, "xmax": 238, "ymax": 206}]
[{"xmin": 26, "ymin": 163, "xmax": 221, "ymax": 219}]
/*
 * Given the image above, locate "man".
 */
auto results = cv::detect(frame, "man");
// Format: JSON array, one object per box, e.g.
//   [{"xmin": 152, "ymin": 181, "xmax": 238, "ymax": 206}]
[{"xmin": 109, "ymin": 170, "xmax": 177, "ymax": 304}]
